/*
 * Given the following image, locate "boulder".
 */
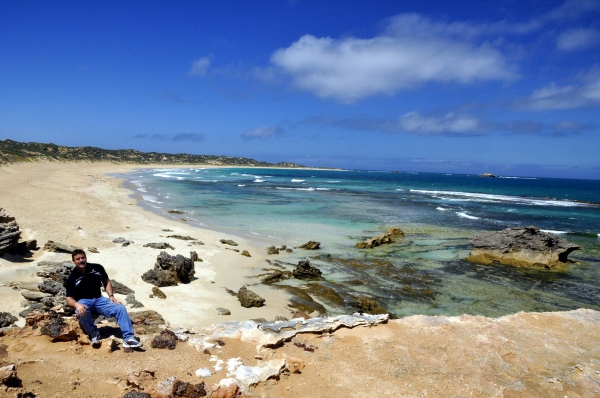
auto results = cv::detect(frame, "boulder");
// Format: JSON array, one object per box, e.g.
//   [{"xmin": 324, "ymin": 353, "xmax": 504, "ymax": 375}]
[
  {"xmin": 220, "ymin": 239, "xmax": 238, "ymax": 246},
  {"xmin": 88, "ymin": 246, "xmax": 99, "ymax": 253},
  {"xmin": 217, "ymin": 307, "xmax": 231, "ymax": 316},
  {"xmin": 36, "ymin": 262, "xmax": 73, "ymax": 285},
  {"xmin": 0, "ymin": 220, "xmax": 20, "ymax": 254},
  {"xmin": 141, "ymin": 251, "xmax": 195, "ymax": 287},
  {"xmin": 356, "ymin": 228, "xmax": 404, "ymax": 249},
  {"xmin": 129, "ymin": 310, "xmax": 166, "ymax": 334},
  {"xmin": 266, "ymin": 245, "xmax": 279, "ymax": 255},
  {"xmin": 143, "ymin": 242, "xmax": 174, "ymax": 250},
  {"xmin": 125, "ymin": 294, "xmax": 144, "ymax": 308},
  {"xmin": 21, "ymin": 291, "xmax": 52, "ymax": 301},
  {"xmin": 0, "ymin": 364, "xmax": 22, "ymax": 388},
  {"xmin": 38, "ymin": 280, "xmax": 66, "ymax": 296},
  {"xmin": 151, "ymin": 329, "xmax": 178, "ymax": 350},
  {"xmin": 43, "ymin": 240, "xmax": 80, "ymax": 253},
  {"xmin": 190, "ymin": 251, "xmax": 201, "ymax": 262},
  {"xmin": 352, "ymin": 295, "xmax": 388, "ymax": 315},
  {"xmin": 151, "ymin": 286, "xmax": 167, "ymax": 299},
  {"xmin": 111, "ymin": 279, "xmax": 135, "ymax": 295},
  {"xmin": 292, "ymin": 260, "xmax": 322, "ymax": 280},
  {"xmin": 261, "ymin": 270, "xmax": 285, "ymax": 284},
  {"xmin": 299, "ymin": 241, "xmax": 321, "ymax": 250},
  {"xmin": 241, "ymin": 250, "xmax": 251, "ymax": 257},
  {"xmin": 40, "ymin": 316, "xmax": 79, "ymax": 342},
  {"xmin": 0, "ymin": 312, "xmax": 18, "ymax": 328},
  {"xmin": 238, "ymin": 286, "xmax": 265, "ymax": 308},
  {"xmin": 467, "ymin": 226, "xmax": 581, "ymax": 269}
]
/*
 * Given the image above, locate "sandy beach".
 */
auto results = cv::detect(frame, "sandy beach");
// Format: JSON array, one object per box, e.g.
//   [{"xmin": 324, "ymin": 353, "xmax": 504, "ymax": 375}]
[{"xmin": 0, "ymin": 162, "xmax": 294, "ymax": 328}]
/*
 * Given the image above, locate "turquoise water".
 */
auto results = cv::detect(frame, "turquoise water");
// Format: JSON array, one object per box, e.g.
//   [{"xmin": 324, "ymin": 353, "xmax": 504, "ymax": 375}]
[{"xmin": 119, "ymin": 168, "xmax": 600, "ymax": 318}]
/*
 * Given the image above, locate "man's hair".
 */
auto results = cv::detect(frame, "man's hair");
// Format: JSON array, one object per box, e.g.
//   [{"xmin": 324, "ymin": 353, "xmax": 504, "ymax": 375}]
[{"xmin": 71, "ymin": 249, "xmax": 87, "ymax": 260}]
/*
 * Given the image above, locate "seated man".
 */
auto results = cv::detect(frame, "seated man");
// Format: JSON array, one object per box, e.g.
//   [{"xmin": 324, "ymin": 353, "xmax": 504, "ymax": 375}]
[{"xmin": 65, "ymin": 249, "xmax": 142, "ymax": 348}]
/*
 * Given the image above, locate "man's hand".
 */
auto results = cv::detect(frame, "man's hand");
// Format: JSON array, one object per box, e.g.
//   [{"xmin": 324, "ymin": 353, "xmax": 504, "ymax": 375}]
[
  {"xmin": 74, "ymin": 302, "xmax": 88, "ymax": 317},
  {"xmin": 109, "ymin": 295, "xmax": 121, "ymax": 305}
]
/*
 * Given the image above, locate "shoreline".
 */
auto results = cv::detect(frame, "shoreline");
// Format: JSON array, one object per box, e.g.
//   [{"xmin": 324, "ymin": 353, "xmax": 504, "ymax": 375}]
[{"xmin": 0, "ymin": 161, "xmax": 296, "ymax": 328}]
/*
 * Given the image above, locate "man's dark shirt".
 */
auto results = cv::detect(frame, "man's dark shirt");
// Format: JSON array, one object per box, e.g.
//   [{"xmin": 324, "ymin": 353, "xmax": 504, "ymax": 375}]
[{"xmin": 64, "ymin": 263, "xmax": 108, "ymax": 301}]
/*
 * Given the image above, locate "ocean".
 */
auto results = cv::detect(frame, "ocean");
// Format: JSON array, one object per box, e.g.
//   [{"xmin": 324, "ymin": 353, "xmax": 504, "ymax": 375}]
[{"xmin": 118, "ymin": 167, "xmax": 600, "ymax": 318}]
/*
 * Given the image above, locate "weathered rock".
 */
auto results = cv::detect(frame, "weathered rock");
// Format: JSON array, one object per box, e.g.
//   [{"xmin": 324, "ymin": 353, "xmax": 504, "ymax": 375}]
[
  {"xmin": 111, "ymin": 279, "xmax": 135, "ymax": 295},
  {"xmin": 7, "ymin": 239, "xmax": 38, "ymax": 255},
  {"xmin": 122, "ymin": 390, "xmax": 151, "ymax": 398},
  {"xmin": 355, "ymin": 228, "xmax": 404, "ymax": 249},
  {"xmin": 352, "ymin": 295, "xmax": 388, "ymax": 315},
  {"xmin": 141, "ymin": 251, "xmax": 195, "ymax": 287},
  {"xmin": 88, "ymin": 246, "xmax": 99, "ymax": 253},
  {"xmin": 168, "ymin": 209, "xmax": 184, "ymax": 214},
  {"xmin": 0, "ymin": 312, "xmax": 18, "ymax": 328},
  {"xmin": 38, "ymin": 280, "xmax": 66, "ymax": 296},
  {"xmin": 0, "ymin": 208, "xmax": 16, "ymax": 223},
  {"xmin": 43, "ymin": 240, "xmax": 80, "ymax": 253},
  {"xmin": 167, "ymin": 235, "xmax": 196, "ymax": 240},
  {"xmin": 217, "ymin": 307, "xmax": 231, "ymax": 316},
  {"xmin": 261, "ymin": 270, "xmax": 285, "ymax": 284},
  {"xmin": 125, "ymin": 294, "xmax": 144, "ymax": 308},
  {"xmin": 19, "ymin": 303, "xmax": 44, "ymax": 318},
  {"xmin": 129, "ymin": 310, "xmax": 166, "ymax": 335},
  {"xmin": 113, "ymin": 237, "xmax": 134, "ymax": 246},
  {"xmin": 21, "ymin": 291, "xmax": 52, "ymax": 301},
  {"xmin": 0, "ymin": 208, "xmax": 20, "ymax": 254},
  {"xmin": 151, "ymin": 329, "xmax": 178, "ymax": 350},
  {"xmin": 143, "ymin": 242, "xmax": 174, "ymax": 250},
  {"xmin": 478, "ymin": 172, "xmax": 498, "ymax": 178},
  {"xmin": 299, "ymin": 241, "xmax": 321, "ymax": 250},
  {"xmin": 266, "ymin": 245, "xmax": 279, "ymax": 255},
  {"xmin": 151, "ymin": 287, "xmax": 167, "ymax": 299},
  {"xmin": 241, "ymin": 250, "xmax": 251, "ymax": 257},
  {"xmin": 292, "ymin": 260, "xmax": 322, "ymax": 280},
  {"xmin": 40, "ymin": 316, "xmax": 79, "ymax": 342},
  {"xmin": 191, "ymin": 241, "xmax": 205, "ymax": 246},
  {"xmin": 190, "ymin": 251, "xmax": 202, "ymax": 262},
  {"xmin": 238, "ymin": 286, "xmax": 265, "ymax": 308},
  {"xmin": 467, "ymin": 226, "xmax": 581, "ymax": 269},
  {"xmin": 220, "ymin": 239, "xmax": 238, "ymax": 246},
  {"xmin": 36, "ymin": 261, "xmax": 73, "ymax": 285},
  {"xmin": 0, "ymin": 364, "xmax": 22, "ymax": 388}
]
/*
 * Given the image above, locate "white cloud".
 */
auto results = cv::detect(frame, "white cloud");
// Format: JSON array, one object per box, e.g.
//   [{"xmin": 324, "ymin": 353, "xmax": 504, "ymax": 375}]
[
  {"xmin": 397, "ymin": 112, "xmax": 484, "ymax": 135},
  {"xmin": 241, "ymin": 125, "xmax": 283, "ymax": 140},
  {"xmin": 544, "ymin": 0, "xmax": 600, "ymax": 21},
  {"xmin": 189, "ymin": 56, "xmax": 212, "ymax": 76},
  {"xmin": 524, "ymin": 68, "xmax": 600, "ymax": 110},
  {"xmin": 557, "ymin": 28, "xmax": 600, "ymax": 51},
  {"xmin": 269, "ymin": 15, "xmax": 517, "ymax": 103}
]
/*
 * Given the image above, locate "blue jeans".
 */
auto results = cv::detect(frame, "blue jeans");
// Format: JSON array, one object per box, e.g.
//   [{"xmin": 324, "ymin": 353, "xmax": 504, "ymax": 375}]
[{"xmin": 76, "ymin": 297, "xmax": 135, "ymax": 340}]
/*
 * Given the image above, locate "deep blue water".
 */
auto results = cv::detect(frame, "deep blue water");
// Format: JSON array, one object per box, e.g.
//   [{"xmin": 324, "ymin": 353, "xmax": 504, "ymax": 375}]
[{"xmin": 119, "ymin": 167, "xmax": 600, "ymax": 318}]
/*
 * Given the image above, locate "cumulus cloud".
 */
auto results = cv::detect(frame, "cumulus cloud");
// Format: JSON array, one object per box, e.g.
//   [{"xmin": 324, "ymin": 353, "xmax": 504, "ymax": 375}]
[
  {"xmin": 133, "ymin": 133, "xmax": 206, "ymax": 142},
  {"xmin": 189, "ymin": 56, "xmax": 212, "ymax": 76},
  {"xmin": 522, "ymin": 68, "xmax": 600, "ymax": 110},
  {"xmin": 544, "ymin": 0, "xmax": 600, "ymax": 21},
  {"xmin": 268, "ymin": 14, "xmax": 517, "ymax": 102},
  {"xmin": 241, "ymin": 125, "xmax": 284, "ymax": 140},
  {"xmin": 556, "ymin": 28, "xmax": 600, "ymax": 51}
]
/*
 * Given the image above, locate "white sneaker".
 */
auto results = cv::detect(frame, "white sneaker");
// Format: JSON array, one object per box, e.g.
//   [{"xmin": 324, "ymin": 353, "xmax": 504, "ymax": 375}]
[
  {"xmin": 90, "ymin": 336, "xmax": 101, "ymax": 347},
  {"xmin": 123, "ymin": 337, "xmax": 142, "ymax": 348}
]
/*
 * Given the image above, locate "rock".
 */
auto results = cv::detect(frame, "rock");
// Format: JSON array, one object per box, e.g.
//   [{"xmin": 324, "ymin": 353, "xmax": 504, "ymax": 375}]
[
  {"xmin": 478, "ymin": 172, "xmax": 498, "ymax": 178},
  {"xmin": 217, "ymin": 307, "xmax": 231, "ymax": 316},
  {"xmin": 167, "ymin": 235, "xmax": 196, "ymax": 240},
  {"xmin": 285, "ymin": 357, "xmax": 305, "ymax": 374},
  {"xmin": 292, "ymin": 260, "xmax": 322, "ymax": 280},
  {"xmin": 0, "ymin": 208, "xmax": 20, "ymax": 254},
  {"xmin": 241, "ymin": 250, "xmax": 251, "ymax": 257},
  {"xmin": 261, "ymin": 270, "xmax": 285, "ymax": 284},
  {"xmin": 21, "ymin": 291, "xmax": 52, "ymax": 301},
  {"xmin": 0, "ymin": 364, "xmax": 22, "ymax": 388},
  {"xmin": 88, "ymin": 246, "xmax": 99, "ymax": 253},
  {"xmin": 190, "ymin": 251, "xmax": 201, "ymax": 262},
  {"xmin": 191, "ymin": 241, "xmax": 205, "ymax": 246},
  {"xmin": 105, "ymin": 336, "xmax": 120, "ymax": 353},
  {"xmin": 129, "ymin": 310, "xmax": 166, "ymax": 335},
  {"xmin": 299, "ymin": 240, "xmax": 320, "ymax": 250},
  {"xmin": 212, "ymin": 382, "xmax": 238, "ymax": 398},
  {"xmin": 355, "ymin": 228, "xmax": 404, "ymax": 249},
  {"xmin": 238, "ymin": 286, "xmax": 265, "ymax": 308},
  {"xmin": 40, "ymin": 316, "xmax": 79, "ymax": 342},
  {"xmin": 113, "ymin": 237, "xmax": 134, "ymax": 246},
  {"xmin": 0, "ymin": 312, "xmax": 18, "ymax": 328},
  {"xmin": 467, "ymin": 226, "xmax": 581, "ymax": 269},
  {"xmin": 38, "ymin": 280, "xmax": 66, "ymax": 296},
  {"xmin": 151, "ymin": 287, "xmax": 167, "ymax": 299},
  {"xmin": 125, "ymin": 294, "xmax": 144, "ymax": 308},
  {"xmin": 267, "ymin": 245, "xmax": 279, "ymax": 254},
  {"xmin": 352, "ymin": 295, "xmax": 388, "ymax": 315},
  {"xmin": 43, "ymin": 240, "xmax": 80, "ymax": 253},
  {"xmin": 286, "ymin": 248, "xmax": 293, "ymax": 253},
  {"xmin": 220, "ymin": 239, "xmax": 238, "ymax": 246},
  {"xmin": 36, "ymin": 262, "xmax": 73, "ymax": 285},
  {"xmin": 168, "ymin": 210, "xmax": 184, "ymax": 214},
  {"xmin": 143, "ymin": 242, "xmax": 174, "ymax": 250},
  {"xmin": 111, "ymin": 280, "xmax": 135, "ymax": 295},
  {"xmin": 292, "ymin": 311, "xmax": 312, "ymax": 320},
  {"xmin": 151, "ymin": 329, "xmax": 178, "ymax": 350},
  {"xmin": 122, "ymin": 391, "xmax": 151, "ymax": 398},
  {"xmin": 141, "ymin": 251, "xmax": 195, "ymax": 287},
  {"xmin": 226, "ymin": 248, "xmax": 239, "ymax": 252},
  {"xmin": 0, "ymin": 208, "xmax": 16, "ymax": 223},
  {"xmin": 19, "ymin": 303, "xmax": 44, "ymax": 318}
]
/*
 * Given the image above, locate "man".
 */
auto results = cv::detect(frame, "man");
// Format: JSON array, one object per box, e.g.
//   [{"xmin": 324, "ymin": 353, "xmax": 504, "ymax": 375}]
[{"xmin": 65, "ymin": 249, "xmax": 142, "ymax": 348}]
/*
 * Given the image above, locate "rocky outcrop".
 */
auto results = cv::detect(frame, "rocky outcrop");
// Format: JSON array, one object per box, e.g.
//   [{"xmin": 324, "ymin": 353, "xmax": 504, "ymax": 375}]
[
  {"xmin": 125, "ymin": 294, "xmax": 144, "ymax": 308},
  {"xmin": 43, "ymin": 240, "xmax": 80, "ymax": 253},
  {"xmin": 38, "ymin": 280, "xmax": 66, "ymax": 296},
  {"xmin": 143, "ymin": 242, "xmax": 174, "ymax": 250},
  {"xmin": 299, "ymin": 241, "xmax": 320, "ymax": 250},
  {"xmin": 220, "ymin": 239, "xmax": 238, "ymax": 246},
  {"xmin": 190, "ymin": 251, "xmax": 201, "ymax": 262},
  {"xmin": 241, "ymin": 250, "xmax": 251, "ymax": 257},
  {"xmin": 0, "ymin": 312, "xmax": 18, "ymax": 328},
  {"xmin": 151, "ymin": 287, "xmax": 167, "ymax": 299},
  {"xmin": 36, "ymin": 261, "xmax": 73, "ymax": 285},
  {"xmin": 111, "ymin": 279, "xmax": 135, "ymax": 295},
  {"xmin": 292, "ymin": 260, "xmax": 322, "ymax": 280},
  {"xmin": 467, "ymin": 226, "xmax": 580, "ymax": 269},
  {"xmin": 0, "ymin": 364, "xmax": 21, "ymax": 388},
  {"xmin": 478, "ymin": 172, "xmax": 498, "ymax": 178},
  {"xmin": 238, "ymin": 286, "xmax": 265, "ymax": 308},
  {"xmin": 166, "ymin": 235, "xmax": 196, "ymax": 240},
  {"xmin": 129, "ymin": 310, "xmax": 166, "ymax": 334},
  {"xmin": 113, "ymin": 237, "xmax": 134, "ymax": 247},
  {"xmin": 266, "ymin": 246, "xmax": 279, "ymax": 255},
  {"xmin": 0, "ymin": 208, "xmax": 20, "ymax": 254},
  {"xmin": 141, "ymin": 251, "xmax": 195, "ymax": 287},
  {"xmin": 355, "ymin": 228, "xmax": 404, "ymax": 249}
]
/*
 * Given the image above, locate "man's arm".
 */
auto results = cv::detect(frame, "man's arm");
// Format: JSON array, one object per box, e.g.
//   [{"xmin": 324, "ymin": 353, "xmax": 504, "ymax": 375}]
[
  {"xmin": 103, "ymin": 279, "xmax": 120, "ymax": 304},
  {"xmin": 66, "ymin": 296, "xmax": 88, "ymax": 317}
]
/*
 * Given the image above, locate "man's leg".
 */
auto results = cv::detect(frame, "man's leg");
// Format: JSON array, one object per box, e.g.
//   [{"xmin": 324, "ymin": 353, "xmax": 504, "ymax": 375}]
[
  {"xmin": 76, "ymin": 298, "xmax": 100, "ymax": 340},
  {"xmin": 94, "ymin": 297, "xmax": 136, "ymax": 341}
]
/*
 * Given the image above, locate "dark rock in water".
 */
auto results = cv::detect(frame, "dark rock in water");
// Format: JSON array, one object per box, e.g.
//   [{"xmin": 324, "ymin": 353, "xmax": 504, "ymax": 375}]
[
  {"xmin": 38, "ymin": 280, "xmax": 65, "ymax": 296},
  {"xmin": 304, "ymin": 283, "xmax": 345, "ymax": 307},
  {"xmin": 356, "ymin": 228, "xmax": 404, "ymax": 249},
  {"xmin": 141, "ymin": 251, "xmax": 195, "ymax": 287},
  {"xmin": 478, "ymin": 172, "xmax": 498, "ymax": 178},
  {"xmin": 267, "ymin": 246, "xmax": 279, "ymax": 255},
  {"xmin": 467, "ymin": 226, "xmax": 581, "ymax": 269},
  {"xmin": 238, "ymin": 286, "xmax": 265, "ymax": 308},
  {"xmin": 220, "ymin": 239, "xmax": 238, "ymax": 246},
  {"xmin": 292, "ymin": 260, "xmax": 322, "ymax": 280},
  {"xmin": 143, "ymin": 242, "xmax": 174, "ymax": 250},
  {"xmin": 43, "ymin": 240, "xmax": 80, "ymax": 253},
  {"xmin": 167, "ymin": 235, "xmax": 196, "ymax": 240},
  {"xmin": 168, "ymin": 210, "xmax": 184, "ymax": 214},
  {"xmin": 241, "ymin": 250, "xmax": 251, "ymax": 257},
  {"xmin": 0, "ymin": 312, "xmax": 18, "ymax": 328},
  {"xmin": 151, "ymin": 329, "xmax": 178, "ymax": 350},
  {"xmin": 111, "ymin": 279, "xmax": 135, "ymax": 295},
  {"xmin": 351, "ymin": 295, "xmax": 388, "ymax": 315},
  {"xmin": 129, "ymin": 310, "xmax": 166, "ymax": 335},
  {"xmin": 299, "ymin": 241, "xmax": 320, "ymax": 250},
  {"xmin": 151, "ymin": 287, "xmax": 167, "ymax": 299}
]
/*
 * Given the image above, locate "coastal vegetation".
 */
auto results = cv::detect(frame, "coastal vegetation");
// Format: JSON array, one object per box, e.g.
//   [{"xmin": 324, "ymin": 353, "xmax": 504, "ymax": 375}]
[{"xmin": 0, "ymin": 139, "xmax": 304, "ymax": 168}]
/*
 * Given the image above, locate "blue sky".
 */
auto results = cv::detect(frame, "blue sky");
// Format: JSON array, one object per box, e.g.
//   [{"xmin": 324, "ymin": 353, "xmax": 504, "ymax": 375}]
[{"xmin": 1, "ymin": 1, "xmax": 599, "ymax": 179}]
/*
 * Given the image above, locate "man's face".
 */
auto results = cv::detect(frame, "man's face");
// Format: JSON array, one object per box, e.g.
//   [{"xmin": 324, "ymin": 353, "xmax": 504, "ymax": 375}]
[{"xmin": 72, "ymin": 253, "xmax": 87, "ymax": 270}]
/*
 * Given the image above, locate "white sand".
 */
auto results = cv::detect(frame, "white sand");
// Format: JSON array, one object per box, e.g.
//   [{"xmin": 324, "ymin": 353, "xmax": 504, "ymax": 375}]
[{"xmin": 0, "ymin": 162, "xmax": 294, "ymax": 328}]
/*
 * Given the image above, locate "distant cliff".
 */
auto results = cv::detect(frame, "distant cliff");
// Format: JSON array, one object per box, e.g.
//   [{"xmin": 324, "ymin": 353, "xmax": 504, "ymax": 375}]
[{"xmin": 0, "ymin": 139, "xmax": 305, "ymax": 168}]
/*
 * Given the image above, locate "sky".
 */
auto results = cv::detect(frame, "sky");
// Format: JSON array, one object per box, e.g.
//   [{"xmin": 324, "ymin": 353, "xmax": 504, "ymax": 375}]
[{"xmin": 1, "ymin": 1, "xmax": 599, "ymax": 179}]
